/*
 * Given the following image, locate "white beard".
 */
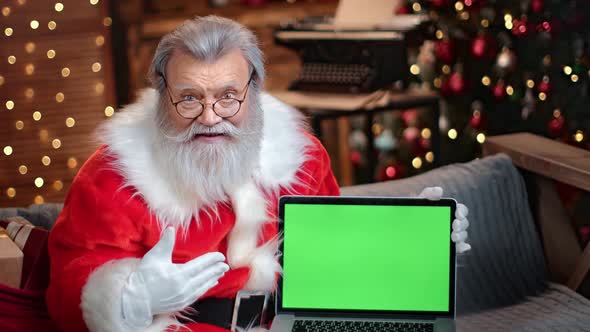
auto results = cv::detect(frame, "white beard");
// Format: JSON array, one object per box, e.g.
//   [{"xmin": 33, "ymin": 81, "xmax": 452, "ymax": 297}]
[{"xmin": 152, "ymin": 94, "xmax": 264, "ymax": 220}]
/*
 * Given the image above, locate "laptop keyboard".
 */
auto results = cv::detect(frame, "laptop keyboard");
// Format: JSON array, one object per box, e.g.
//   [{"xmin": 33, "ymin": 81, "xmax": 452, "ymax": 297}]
[{"xmin": 291, "ymin": 319, "xmax": 434, "ymax": 332}]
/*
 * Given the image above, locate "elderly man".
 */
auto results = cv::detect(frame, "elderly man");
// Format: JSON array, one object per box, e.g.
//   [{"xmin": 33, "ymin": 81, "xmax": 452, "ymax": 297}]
[{"xmin": 46, "ymin": 16, "xmax": 470, "ymax": 332}]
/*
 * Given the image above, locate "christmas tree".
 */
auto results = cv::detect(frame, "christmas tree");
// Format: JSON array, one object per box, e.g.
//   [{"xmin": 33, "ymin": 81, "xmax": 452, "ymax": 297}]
[{"xmin": 406, "ymin": 0, "xmax": 590, "ymax": 165}]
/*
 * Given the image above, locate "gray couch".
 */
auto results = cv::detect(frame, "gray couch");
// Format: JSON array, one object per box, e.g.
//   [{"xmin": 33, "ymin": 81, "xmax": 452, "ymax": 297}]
[{"xmin": 2, "ymin": 154, "xmax": 589, "ymax": 331}]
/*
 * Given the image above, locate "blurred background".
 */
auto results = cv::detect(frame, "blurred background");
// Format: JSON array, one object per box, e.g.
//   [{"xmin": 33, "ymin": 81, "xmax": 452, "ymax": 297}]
[{"xmin": 0, "ymin": 0, "xmax": 588, "ymax": 235}]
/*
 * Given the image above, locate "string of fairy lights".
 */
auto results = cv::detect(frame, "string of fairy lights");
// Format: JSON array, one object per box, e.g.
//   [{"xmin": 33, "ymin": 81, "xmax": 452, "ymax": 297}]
[{"xmin": 1, "ymin": 0, "xmax": 114, "ymax": 204}]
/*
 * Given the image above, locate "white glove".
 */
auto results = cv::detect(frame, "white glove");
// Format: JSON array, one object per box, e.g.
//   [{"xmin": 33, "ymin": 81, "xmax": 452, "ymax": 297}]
[
  {"xmin": 121, "ymin": 227, "xmax": 229, "ymax": 328},
  {"xmin": 419, "ymin": 186, "xmax": 471, "ymax": 254}
]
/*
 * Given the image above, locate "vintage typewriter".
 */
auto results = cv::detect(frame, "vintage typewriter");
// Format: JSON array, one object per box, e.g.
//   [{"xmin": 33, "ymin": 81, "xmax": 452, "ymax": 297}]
[{"xmin": 274, "ymin": 14, "xmax": 429, "ymax": 94}]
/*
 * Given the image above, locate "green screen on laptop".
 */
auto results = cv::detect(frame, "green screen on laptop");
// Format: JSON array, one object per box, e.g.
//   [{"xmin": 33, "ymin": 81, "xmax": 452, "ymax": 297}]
[{"xmin": 282, "ymin": 203, "xmax": 452, "ymax": 312}]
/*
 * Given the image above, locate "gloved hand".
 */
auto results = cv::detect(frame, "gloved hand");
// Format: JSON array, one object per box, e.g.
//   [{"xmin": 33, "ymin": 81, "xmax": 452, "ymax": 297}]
[
  {"xmin": 121, "ymin": 227, "xmax": 229, "ymax": 328},
  {"xmin": 419, "ymin": 187, "xmax": 471, "ymax": 254}
]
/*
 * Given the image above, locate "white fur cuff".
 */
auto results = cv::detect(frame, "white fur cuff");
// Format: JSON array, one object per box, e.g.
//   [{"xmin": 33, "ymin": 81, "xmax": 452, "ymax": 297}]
[{"xmin": 81, "ymin": 258, "xmax": 182, "ymax": 332}]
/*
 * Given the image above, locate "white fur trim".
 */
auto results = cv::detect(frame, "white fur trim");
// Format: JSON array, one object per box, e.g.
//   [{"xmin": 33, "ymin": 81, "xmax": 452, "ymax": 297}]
[
  {"xmin": 243, "ymin": 239, "xmax": 282, "ymax": 291},
  {"xmin": 81, "ymin": 258, "xmax": 183, "ymax": 332},
  {"xmin": 227, "ymin": 181, "xmax": 268, "ymax": 269},
  {"xmin": 99, "ymin": 89, "xmax": 311, "ymax": 228}
]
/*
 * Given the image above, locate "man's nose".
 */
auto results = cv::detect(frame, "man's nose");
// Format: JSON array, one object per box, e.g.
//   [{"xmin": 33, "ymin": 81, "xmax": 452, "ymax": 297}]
[{"xmin": 196, "ymin": 104, "xmax": 222, "ymax": 126}]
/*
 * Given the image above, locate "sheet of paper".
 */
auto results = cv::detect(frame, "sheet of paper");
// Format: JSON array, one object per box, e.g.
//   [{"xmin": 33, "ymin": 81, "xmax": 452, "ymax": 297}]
[{"xmin": 333, "ymin": 0, "xmax": 400, "ymax": 29}]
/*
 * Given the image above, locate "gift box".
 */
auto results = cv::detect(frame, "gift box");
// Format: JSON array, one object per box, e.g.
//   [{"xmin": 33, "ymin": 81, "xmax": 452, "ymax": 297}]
[
  {"xmin": 0, "ymin": 227, "xmax": 23, "ymax": 289},
  {"xmin": 0, "ymin": 217, "xmax": 50, "ymax": 290}
]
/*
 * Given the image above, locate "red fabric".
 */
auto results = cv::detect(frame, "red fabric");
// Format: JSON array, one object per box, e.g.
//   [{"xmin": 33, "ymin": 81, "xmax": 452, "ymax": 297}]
[
  {"xmin": 0, "ymin": 283, "xmax": 58, "ymax": 332},
  {"xmin": 46, "ymin": 132, "xmax": 339, "ymax": 332}
]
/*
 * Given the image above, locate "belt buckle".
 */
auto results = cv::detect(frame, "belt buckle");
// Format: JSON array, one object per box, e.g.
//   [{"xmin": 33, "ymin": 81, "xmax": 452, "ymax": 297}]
[{"xmin": 230, "ymin": 290, "xmax": 270, "ymax": 332}]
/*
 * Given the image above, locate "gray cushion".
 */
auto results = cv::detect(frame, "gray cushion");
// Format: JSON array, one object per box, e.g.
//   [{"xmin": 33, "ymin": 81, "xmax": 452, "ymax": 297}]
[{"xmin": 0, "ymin": 203, "xmax": 63, "ymax": 230}]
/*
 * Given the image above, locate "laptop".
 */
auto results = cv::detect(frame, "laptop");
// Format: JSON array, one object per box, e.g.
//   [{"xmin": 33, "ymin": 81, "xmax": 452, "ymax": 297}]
[{"xmin": 270, "ymin": 196, "xmax": 457, "ymax": 332}]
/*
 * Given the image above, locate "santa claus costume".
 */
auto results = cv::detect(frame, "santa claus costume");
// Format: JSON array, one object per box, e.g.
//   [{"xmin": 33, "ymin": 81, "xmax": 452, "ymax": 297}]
[{"xmin": 46, "ymin": 90, "xmax": 340, "ymax": 332}]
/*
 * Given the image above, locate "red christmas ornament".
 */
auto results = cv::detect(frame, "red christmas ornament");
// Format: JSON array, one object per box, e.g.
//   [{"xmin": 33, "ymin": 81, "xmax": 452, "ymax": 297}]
[
  {"xmin": 471, "ymin": 34, "xmax": 498, "ymax": 60},
  {"xmin": 530, "ymin": 0, "xmax": 544, "ymax": 13},
  {"xmin": 469, "ymin": 112, "xmax": 487, "ymax": 130},
  {"xmin": 401, "ymin": 109, "xmax": 419, "ymax": 127},
  {"xmin": 547, "ymin": 116, "xmax": 565, "ymax": 137},
  {"xmin": 403, "ymin": 127, "xmax": 420, "ymax": 143},
  {"xmin": 378, "ymin": 163, "xmax": 404, "ymax": 181},
  {"xmin": 512, "ymin": 17, "xmax": 531, "ymax": 37},
  {"xmin": 350, "ymin": 151, "xmax": 362, "ymax": 166},
  {"xmin": 448, "ymin": 72, "xmax": 466, "ymax": 95},
  {"xmin": 493, "ymin": 80, "xmax": 507, "ymax": 100},
  {"xmin": 537, "ymin": 76, "xmax": 552, "ymax": 94},
  {"xmin": 395, "ymin": 4, "xmax": 411, "ymax": 15},
  {"xmin": 435, "ymin": 39, "xmax": 456, "ymax": 63}
]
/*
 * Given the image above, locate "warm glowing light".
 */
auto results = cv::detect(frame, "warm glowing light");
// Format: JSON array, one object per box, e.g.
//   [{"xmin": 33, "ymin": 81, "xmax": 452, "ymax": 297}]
[
  {"xmin": 92, "ymin": 62, "xmax": 102, "ymax": 72},
  {"xmin": 412, "ymin": 157, "xmax": 423, "ymax": 169},
  {"xmin": 442, "ymin": 65, "xmax": 451, "ymax": 74},
  {"xmin": 433, "ymin": 77, "xmax": 442, "ymax": 88},
  {"xmin": 56, "ymin": 92, "xmax": 65, "ymax": 103},
  {"xmin": 53, "ymin": 180, "xmax": 64, "ymax": 191},
  {"xmin": 33, "ymin": 111, "xmax": 42, "ymax": 121},
  {"xmin": 66, "ymin": 117, "xmax": 75, "ymax": 127},
  {"xmin": 481, "ymin": 76, "xmax": 491, "ymax": 86},
  {"xmin": 543, "ymin": 55, "xmax": 551, "ymax": 66},
  {"xmin": 42, "ymin": 156, "xmax": 51, "ymax": 166},
  {"xmin": 454, "ymin": 1, "xmax": 464, "ymax": 11},
  {"xmin": 48, "ymin": 21, "xmax": 57, "ymax": 30},
  {"xmin": 371, "ymin": 123, "xmax": 383, "ymax": 136},
  {"xmin": 553, "ymin": 109, "xmax": 561, "ymax": 118},
  {"xmin": 410, "ymin": 64, "xmax": 420, "ymax": 75},
  {"xmin": 435, "ymin": 30, "xmax": 443, "ymax": 39},
  {"xmin": 3, "ymin": 146, "xmax": 13, "ymax": 156},
  {"xmin": 6, "ymin": 188, "xmax": 16, "ymax": 198},
  {"xmin": 504, "ymin": 14, "xmax": 513, "ymax": 22},
  {"xmin": 25, "ymin": 88, "xmax": 34, "ymax": 99},
  {"xmin": 34, "ymin": 177, "xmax": 44, "ymax": 188},
  {"xmin": 538, "ymin": 92, "xmax": 547, "ymax": 101},
  {"xmin": 506, "ymin": 85, "xmax": 514, "ymax": 95},
  {"xmin": 25, "ymin": 42, "xmax": 35, "ymax": 53},
  {"xmin": 571, "ymin": 74, "xmax": 579, "ymax": 82},
  {"xmin": 47, "ymin": 49, "xmax": 56, "ymax": 59},
  {"xmin": 17, "ymin": 0, "xmax": 26, "ymax": 5},
  {"xmin": 103, "ymin": 17, "xmax": 112, "ymax": 26},
  {"xmin": 8, "ymin": 55, "xmax": 16, "ymax": 64},
  {"xmin": 0, "ymin": 75, "xmax": 4, "ymax": 86},
  {"xmin": 67, "ymin": 157, "xmax": 78, "ymax": 169},
  {"xmin": 575, "ymin": 131, "xmax": 584, "ymax": 142},
  {"xmin": 25, "ymin": 63, "xmax": 34, "ymax": 75},
  {"xmin": 15, "ymin": 121, "xmax": 24, "ymax": 130},
  {"xmin": 4, "ymin": 27, "xmax": 13, "ymax": 36},
  {"xmin": 104, "ymin": 106, "xmax": 115, "ymax": 117},
  {"xmin": 425, "ymin": 152, "xmax": 434, "ymax": 163},
  {"xmin": 18, "ymin": 165, "xmax": 28, "ymax": 175},
  {"xmin": 412, "ymin": 3, "xmax": 421, "ymax": 11},
  {"xmin": 526, "ymin": 80, "xmax": 534, "ymax": 88},
  {"xmin": 90, "ymin": 0, "xmax": 100, "ymax": 4},
  {"xmin": 448, "ymin": 129, "xmax": 458, "ymax": 140},
  {"xmin": 55, "ymin": 3, "xmax": 64, "ymax": 12},
  {"xmin": 476, "ymin": 133, "xmax": 486, "ymax": 144},
  {"xmin": 52, "ymin": 139, "xmax": 62, "ymax": 149},
  {"xmin": 460, "ymin": 11, "xmax": 469, "ymax": 20},
  {"xmin": 421, "ymin": 128, "xmax": 432, "ymax": 139},
  {"xmin": 481, "ymin": 19, "xmax": 489, "ymax": 28},
  {"xmin": 34, "ymin": 195, "xmax": 45, "ymax": 204},
  {"xmin": 30, "ymin": 20, "xmax": 39, "ymax": 30},
  {"xmin": 61, "ymin": 67, "xmax": 70, "ymax": 77},
  {"xmin": 2, "ymin": 7, "xmax": 10, "ymax": 16},
  {"xmin": 505, "ymin": 21, "xmax": 513, "ymax": 29},
  {"xmin": 564, "ymin": 66, "xmax": 573, "ymax": 75},
  {"xmin": 95, "ymin": 82, "xmax": 105, "ymax": 94},
  {"xmin": 6, "ymin": 100, "xmax": 14, "ymax": 110},
  {"xmin": 95, "ymin": 35, "xmax": 105, "ymax": 46}
]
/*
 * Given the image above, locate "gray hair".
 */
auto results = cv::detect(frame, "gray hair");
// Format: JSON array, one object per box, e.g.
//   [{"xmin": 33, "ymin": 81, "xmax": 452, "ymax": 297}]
[{"xmin": 149, "ymin": 15, "xmax": 265, "ymax": 94}]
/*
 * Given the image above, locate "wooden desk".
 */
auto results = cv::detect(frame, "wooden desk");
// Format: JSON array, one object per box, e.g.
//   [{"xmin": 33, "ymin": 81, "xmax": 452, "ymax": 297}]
[
  {"xmin": 484, "ymin": 133, "xmax": 590, "ymax": 290},
  {"xmin": 271, "ymin": 90, "xmax": 441, "ymax": 186}
]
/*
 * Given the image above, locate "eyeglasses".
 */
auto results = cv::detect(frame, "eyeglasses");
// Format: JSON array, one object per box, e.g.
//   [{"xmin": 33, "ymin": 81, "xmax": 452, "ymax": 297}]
[{"xmin": 161, "ymin": 74, "xmax": 253, "ymax": 119}]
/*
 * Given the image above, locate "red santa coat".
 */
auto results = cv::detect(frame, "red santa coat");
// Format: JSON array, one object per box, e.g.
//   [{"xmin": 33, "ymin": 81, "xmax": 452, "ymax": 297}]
[{"xmin": 46, "ymin": 90, "xmax": 340, "ymax": 332}]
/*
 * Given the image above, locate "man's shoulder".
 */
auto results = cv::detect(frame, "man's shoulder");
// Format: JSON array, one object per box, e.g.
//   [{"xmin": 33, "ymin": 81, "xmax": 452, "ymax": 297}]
[{"xmin": 72, "ymin": 145, "xmax": 126, "ymax": 191}]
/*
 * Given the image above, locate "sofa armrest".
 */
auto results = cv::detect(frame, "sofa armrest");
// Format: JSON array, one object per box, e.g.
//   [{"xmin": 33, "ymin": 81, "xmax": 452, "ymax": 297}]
[{"xmin": 483, "ymin": 133, "xmax": 590, "ymax": 291}]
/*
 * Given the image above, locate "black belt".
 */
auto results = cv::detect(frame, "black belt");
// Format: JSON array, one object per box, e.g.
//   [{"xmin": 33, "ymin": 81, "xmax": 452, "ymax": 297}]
[{"xmin": 180, "ymin": 297, "xmax": 275, "ymax": 330}]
